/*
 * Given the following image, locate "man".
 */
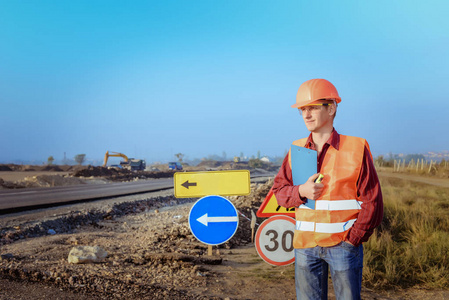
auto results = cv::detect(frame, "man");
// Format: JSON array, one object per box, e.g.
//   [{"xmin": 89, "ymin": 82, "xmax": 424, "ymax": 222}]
[{"xmin": 272, "ymin": 79, "xmax": 383, "ymax": 300}]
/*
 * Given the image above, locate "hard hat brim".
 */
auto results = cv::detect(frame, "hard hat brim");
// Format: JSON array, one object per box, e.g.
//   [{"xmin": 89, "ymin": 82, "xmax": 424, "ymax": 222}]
[{"xmin": 291, "ymin": 97, "xmax": 341, "ymax": 108}]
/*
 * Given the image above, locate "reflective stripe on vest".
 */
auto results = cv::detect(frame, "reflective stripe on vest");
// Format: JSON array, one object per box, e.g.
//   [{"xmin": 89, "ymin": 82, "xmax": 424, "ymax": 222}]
[
  {"xmin": 296, "ymin": 219, "xmax": 357, "ymax": 233},
  {"xmin": 298, "ymin": 199, "xmax": 362, "ymax": 210}
]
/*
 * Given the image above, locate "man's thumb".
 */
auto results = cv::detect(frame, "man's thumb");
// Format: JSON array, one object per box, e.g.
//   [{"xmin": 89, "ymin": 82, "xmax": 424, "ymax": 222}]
[{"xmin": 309, "ymin": 173, "xmax": 320, "ymax": 182}]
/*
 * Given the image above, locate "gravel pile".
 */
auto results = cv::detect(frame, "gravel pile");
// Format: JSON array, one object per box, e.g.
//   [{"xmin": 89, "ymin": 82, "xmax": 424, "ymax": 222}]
[
  {"xmin": 41, "ymin": 165, "xmax": 64, "ymax": 171},
  {"xmin": 0, "ymin": 178, "xmax": 26, "ymax": 189},
  {"xmin": 0, "ymin": 175, "xmax": 86, "ymax": 189},
  {"xmin": 0, "ymin": 179, "xmax": 274, "ymax": 299},
  {"xmin": 0, "ymin": 165, "xmax": 13, "ymax": 171},
  {"xmin": 73, "ymin": 166, "xmax": 175, "ymax": 181},
  {"xmin": 0, "ymin": 195, "xmax": 195, "ymax": 246},
  {"xmin": 24, "ymin": 175, "xmax": 87, "ymax": 188},
  {"xmin": 0, "ymin": 194, "xmax": 216, "ymax": 299}
]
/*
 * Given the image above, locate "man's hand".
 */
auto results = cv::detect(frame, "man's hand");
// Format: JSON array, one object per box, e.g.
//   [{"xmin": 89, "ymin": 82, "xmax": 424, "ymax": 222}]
[{"xmin": 298, "ymin": 173, "xmax": 324, "ymax": 200}]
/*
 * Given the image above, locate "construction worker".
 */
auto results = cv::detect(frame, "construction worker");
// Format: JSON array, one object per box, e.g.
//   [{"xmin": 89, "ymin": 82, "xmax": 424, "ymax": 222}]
[{"xmin": 272, "ymin": 79, "xmax": 383, "ymax": 300}]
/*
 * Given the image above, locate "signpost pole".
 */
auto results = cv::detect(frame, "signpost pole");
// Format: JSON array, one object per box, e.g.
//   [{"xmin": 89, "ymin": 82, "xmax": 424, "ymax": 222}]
[{"xmin": 251, "ymin": 210, "xmax": 256, "ymax": 244}]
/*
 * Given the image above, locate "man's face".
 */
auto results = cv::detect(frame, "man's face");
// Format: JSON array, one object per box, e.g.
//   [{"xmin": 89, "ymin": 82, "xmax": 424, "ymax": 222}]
[{"xmin": 299, "ymin": 100, "xmax": 335, "ymax": 133}]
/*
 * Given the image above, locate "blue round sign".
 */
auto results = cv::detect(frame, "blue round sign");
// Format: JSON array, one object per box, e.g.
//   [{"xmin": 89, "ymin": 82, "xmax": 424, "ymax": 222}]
[{"xmin": 188, "ymin": 195, "xmax": 239, "ymax": 245}]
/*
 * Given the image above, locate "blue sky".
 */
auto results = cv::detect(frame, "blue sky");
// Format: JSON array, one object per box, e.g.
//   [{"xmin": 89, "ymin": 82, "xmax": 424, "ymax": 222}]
[{"xmin": 1, "ymin": 0, "xmax": 448, "ymax": 164}]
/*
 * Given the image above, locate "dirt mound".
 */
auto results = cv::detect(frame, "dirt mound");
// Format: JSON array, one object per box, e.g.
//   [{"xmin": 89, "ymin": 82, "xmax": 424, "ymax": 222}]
[
  {"xmin": 63, "ymin": 165, "xmax": 85, "ymax": 172},
  {"xmin": 23, "ymin": 175, "xmax": 86, "ymax": 188},
  {"xmin": 196, "ymin": 160, "xmax": 223, "ymax": 168},
  {"xmin": 72, "ymin": 166, "xmax": 175, "ymax": 182},
  {"xmin": 2, "ymin": 164, "xmax": 39, "ymax": 171},
  {"xmin": 0, "ymin": 164, "xmax": 87, "ymax": 172},
  {"xmin": 226, "ymin": 178, "xmax": 274, "ymax": 247},
  {"xmin": 0, "ymin": 178, "xmax": 26, "ymax": 189},
  {"xmin": 22, "ymin": 165, "xmax": 36, "ymax": 171},
  {"xmin": 1, "ymin": 164, "xmax": 23, "ymax": 171},
  {"xmin": 195, "ymin": 160, "xmax": 251, "ymax": 171},
  {"xmin": 232, "ymin": 178, "xmax": 273, "ymax": 210},
  {"xmin": 0, "ymin": 174, "xmax": 86, "ymax": 189},
  {"xmin": 41, "ymin": 165, "xmax": 63, "ymax": 171},
  {"xmin": 73, "ymin": 166, "xmax": 124, "ymax": 177},
  {"xmin": 229, "ymin": 161, "xmax": 250, "ymax": 169}
]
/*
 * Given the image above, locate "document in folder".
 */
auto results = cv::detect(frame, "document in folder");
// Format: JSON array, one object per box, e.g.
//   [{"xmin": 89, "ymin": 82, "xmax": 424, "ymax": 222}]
[{"xmin": 290, "ymin": 145, "xmax": 317, "ymax": 210}]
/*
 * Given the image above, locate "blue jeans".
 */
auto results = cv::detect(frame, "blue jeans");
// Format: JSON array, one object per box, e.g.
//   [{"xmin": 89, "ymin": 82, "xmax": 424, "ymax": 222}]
[{"xmin": 295, "ymin": 242, "xmax": 363, "ymax": 300}]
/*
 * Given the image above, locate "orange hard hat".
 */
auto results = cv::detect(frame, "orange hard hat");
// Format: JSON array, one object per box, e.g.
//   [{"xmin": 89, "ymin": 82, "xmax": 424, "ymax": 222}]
[{"xmin": 291, "ymin": 79, "xmax": 341, "ymax": 108}]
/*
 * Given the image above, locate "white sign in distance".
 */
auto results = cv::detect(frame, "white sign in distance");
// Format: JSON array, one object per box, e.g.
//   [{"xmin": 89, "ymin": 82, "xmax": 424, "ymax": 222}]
[{"xmin": 255, "ymin": 215, "xmax": 296, "ymax": 266}]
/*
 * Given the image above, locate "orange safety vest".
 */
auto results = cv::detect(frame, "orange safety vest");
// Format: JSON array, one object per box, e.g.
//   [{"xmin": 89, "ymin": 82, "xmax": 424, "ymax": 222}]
[{"xmin": 288, "ymin": 135, "xmax": 370, "ymax": 249}]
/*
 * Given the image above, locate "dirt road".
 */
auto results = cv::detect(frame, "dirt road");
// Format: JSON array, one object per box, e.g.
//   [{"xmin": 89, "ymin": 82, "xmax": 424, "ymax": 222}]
[
  {"xmin": 0, "ymin": 171, "xmax": 71, "ymax": 182},
  {"xmin": 378, "ymin": 171, "xmax": 449, "ymax": 188}
]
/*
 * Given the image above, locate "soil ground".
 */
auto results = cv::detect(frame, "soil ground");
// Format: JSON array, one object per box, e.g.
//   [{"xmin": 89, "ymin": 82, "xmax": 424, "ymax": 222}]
[
  {"xmin": 1, "ymin": 166, "xmax": 448, "ymax": 299},
  {"xmin": 0, "ymin": 171, "xmax": 71, "ymax": 182},
  {"xmin": 377, "ymin": 171, "xmax": 449, "ymax": 188}
]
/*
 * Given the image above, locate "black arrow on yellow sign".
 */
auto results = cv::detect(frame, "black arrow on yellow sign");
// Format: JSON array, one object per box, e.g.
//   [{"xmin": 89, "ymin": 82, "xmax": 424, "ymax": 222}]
[{"xmin": 181, "ymin": 180, "xmax": 197, "ymax": 189}]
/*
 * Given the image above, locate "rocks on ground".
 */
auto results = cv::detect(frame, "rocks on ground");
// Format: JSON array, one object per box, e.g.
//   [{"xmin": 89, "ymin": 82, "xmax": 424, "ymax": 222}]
[
  {"xmin": 0, "ymin": 174, "xmax": 87, "ymax": 189},
  {"xmin": 72, "ymin": 166, "xmax": 176, "ymax": 181},
  {"xmin": 0, "ymin": 179, "xmax": 274, "ymax": 299},
  {"xmin": 68, "ymin": 246, "xmax": 108, "ymax": 264}
]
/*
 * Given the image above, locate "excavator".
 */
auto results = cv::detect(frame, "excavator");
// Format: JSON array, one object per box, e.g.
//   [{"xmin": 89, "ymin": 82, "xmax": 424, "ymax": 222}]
[{"xmin": 103, "ymin": 151, "xmax": 146, "ymax": 171}]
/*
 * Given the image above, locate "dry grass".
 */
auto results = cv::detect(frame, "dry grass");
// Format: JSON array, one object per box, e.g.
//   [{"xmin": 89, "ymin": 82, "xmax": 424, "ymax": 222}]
[{"xmin": 363, "ymin": 176, "xmax": 449, "ymax": 289}]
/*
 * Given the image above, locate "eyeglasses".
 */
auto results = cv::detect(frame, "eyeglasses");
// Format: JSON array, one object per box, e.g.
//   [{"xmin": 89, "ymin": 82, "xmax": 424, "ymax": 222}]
[{"xmin": 299, "ymin": 103, "xmax": 330, "ymax": 115}]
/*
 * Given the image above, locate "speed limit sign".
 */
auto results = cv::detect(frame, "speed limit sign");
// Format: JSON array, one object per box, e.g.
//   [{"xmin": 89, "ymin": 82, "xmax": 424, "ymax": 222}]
[{"xmin": 255, "ymin": 215, "xmax": 296, "ymax": 266}]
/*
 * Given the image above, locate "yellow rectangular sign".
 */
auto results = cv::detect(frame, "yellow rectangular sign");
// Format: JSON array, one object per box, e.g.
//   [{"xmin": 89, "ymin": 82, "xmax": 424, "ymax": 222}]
[{"xmin": 174, "ymin": 170, "xmax": 251, "ymax": 198}]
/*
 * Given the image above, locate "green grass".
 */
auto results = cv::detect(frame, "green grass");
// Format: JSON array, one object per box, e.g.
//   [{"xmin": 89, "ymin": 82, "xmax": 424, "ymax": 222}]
[{"xmin": 363, "ymin": 176, "xmax": 449, "ymax": 289}]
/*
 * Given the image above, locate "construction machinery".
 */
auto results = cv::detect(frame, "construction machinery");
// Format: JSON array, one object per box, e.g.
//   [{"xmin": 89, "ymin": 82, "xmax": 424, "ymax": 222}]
[
  {"xmin": 103, "ymin": 151, "xmax": 146, "ymax": 171},
  {"xmin": 168, "ymin": 162, "xmax": 183, "ymax": 170}
]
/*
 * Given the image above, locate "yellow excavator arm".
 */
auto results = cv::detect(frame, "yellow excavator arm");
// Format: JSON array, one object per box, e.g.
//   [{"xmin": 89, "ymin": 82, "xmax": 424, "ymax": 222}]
[{"xmin": 103, "ymin": 151, "xmax": 129, "ymax": 167}]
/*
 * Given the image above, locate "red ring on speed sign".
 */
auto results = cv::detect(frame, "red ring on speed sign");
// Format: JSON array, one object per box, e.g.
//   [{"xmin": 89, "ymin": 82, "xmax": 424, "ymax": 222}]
[{"xmin": 255, "ymin": 215, "xmax": 296, "ymax": 266}]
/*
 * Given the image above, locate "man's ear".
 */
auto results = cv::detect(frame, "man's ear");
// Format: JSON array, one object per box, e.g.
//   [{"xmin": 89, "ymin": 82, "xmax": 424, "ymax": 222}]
[{"xmin": 328, "ymin": 104, "xmax": 336, "ymax": 117}]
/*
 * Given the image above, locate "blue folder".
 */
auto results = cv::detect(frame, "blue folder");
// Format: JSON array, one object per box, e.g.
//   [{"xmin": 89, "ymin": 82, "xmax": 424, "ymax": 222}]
[{"xmin": 290, "ymin": 145, "xmax": 317, "ymax": 210}]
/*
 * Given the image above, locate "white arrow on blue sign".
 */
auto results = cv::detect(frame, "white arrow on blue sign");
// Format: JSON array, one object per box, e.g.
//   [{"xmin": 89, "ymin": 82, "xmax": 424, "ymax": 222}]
[{"xmin": 188, "ymin": 195, "xmax": 239, "ymax": 245}]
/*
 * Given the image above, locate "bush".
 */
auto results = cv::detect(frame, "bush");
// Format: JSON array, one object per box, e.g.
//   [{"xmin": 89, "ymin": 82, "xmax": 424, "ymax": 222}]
[{"xmin": 363, "ymin": 177, "xmax": 449, "ymax": 289}]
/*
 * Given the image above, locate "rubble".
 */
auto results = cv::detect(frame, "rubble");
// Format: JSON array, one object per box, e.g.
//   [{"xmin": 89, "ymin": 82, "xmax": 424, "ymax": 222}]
[
  {"xmin": 0, "ymin": 253, "xmax": 14, "ymax": 261},
  {"xmin": 72, "ymin": 166, "xmax": 175, "ymax": 181},
  {"xmin": 0, "ymin": 165, "xmax": 12, "ymax": 171},
  {"xmin": 0, "ymin": 179, "xmax": 275, "ymax": 297},
  {"xmin": 41, "ymin": 165, "xmax": 64, "ymax": 171},
  {"xmin": 0, "ymin": 191, "xmax": 226, "ymax": 299},
  {"xmin": 23, "ymin": 174, "xmax": 87, "ymax": 187},
  {"xmin": 0, "ymin": 178, "xmax": 26, "ymax": 189},
  {"xmin": 68, "ymin": 246, "xmax": 108, "ymax": 264}
]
